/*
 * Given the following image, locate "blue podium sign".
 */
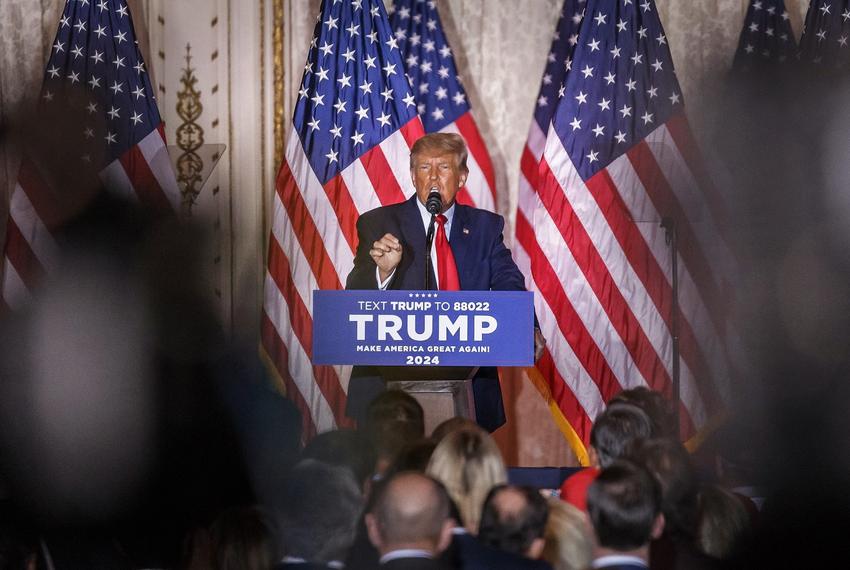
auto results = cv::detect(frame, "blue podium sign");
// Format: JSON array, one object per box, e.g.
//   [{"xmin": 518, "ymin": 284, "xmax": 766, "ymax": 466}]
[{"xmin": 313, "ymin": 290, "xmax": 534, "ymax": 366}]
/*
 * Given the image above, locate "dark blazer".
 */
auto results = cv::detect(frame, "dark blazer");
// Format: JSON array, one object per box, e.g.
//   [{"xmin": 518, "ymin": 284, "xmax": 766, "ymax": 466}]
[
  {"xmin": 345, "ymin": 196, "xmax": 529, "ymax": 431},
  {"xmin": 275, "ymin": 562, "xmax": 343, "ymax": 570},
  {"xmin": 441, "ymin": 532, "xmax": 553, "ymax": 570},
  {"xmin": 346, "ymin": 195, "xmax": 526, "ymax": 291}
]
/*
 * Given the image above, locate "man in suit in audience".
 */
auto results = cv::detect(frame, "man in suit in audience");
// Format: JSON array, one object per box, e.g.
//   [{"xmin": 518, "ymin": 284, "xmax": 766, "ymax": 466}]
[
  {"xmin": 345, "ymin": 133, "xmax": 545, "ymax": 432},
  {"xmin": 276, "ymin": 460, "xmax": 363, "ymax": 569},
  {"xmin": 477, "ymin": 485, "xmax": 549, "ymax": 561},
  {"xmin": 586, "ymin": 461, "xmax": 665, "ymax": 570},
  {"xmin": 365, "ymin": 472, "xmax": 454, "ymax": 569}
]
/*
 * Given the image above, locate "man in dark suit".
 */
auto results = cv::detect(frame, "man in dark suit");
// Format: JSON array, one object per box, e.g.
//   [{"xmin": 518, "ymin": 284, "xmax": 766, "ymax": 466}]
[
  {"xmin": 586, "ymin": 461, "xmax": 665, "ymax": 570},
  {"xmin": 345, "ymin": 133, "xmax": 544, "ymax": 430},
  {"xmin": 365, "ymin": 472, "xmax": 454, "ymax": 569}
]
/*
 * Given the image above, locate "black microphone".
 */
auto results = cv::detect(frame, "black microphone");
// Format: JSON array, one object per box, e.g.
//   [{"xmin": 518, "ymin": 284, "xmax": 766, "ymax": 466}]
[{"xmin": 425, "ymin": 187, "xmax": 442, "ymax": 215}]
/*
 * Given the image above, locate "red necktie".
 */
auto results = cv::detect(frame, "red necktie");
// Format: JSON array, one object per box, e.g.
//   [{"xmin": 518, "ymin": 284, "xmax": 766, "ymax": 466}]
[{"xmin": 435, "ymin": 214, "xmax": 460, "ymax": 291}]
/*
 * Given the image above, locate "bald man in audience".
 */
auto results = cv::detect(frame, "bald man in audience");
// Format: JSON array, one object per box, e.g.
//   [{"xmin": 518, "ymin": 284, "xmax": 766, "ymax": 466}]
[{"xmin": 366, "ymin": 472, "xmax": 454, "ymax": 569}]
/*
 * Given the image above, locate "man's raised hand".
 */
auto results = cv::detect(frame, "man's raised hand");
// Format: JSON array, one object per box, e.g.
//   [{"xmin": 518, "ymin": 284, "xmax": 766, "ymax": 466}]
[{"xmin": 370, "ymin": 233, "xmax": 403, "ymax": 281}]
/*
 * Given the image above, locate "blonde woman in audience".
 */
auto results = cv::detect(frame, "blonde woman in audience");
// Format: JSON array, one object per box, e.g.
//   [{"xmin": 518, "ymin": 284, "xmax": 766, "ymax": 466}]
[
  {"xmin": 425, "ymin": 426, "xmax": 507, "ymax": 534},
  {"xmin": 542, "ymin": 499, "xmax": 592, "ymax": 570},
  {"xmin": 697, "ymin": 484, "xmax": 751, "ymax": 560}
]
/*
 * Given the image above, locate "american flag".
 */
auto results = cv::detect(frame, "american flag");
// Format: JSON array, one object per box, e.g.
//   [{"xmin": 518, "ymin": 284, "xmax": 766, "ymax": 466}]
[
  {"xmin": 262, "ymin": 0, "xmax": 424, "ymax": 437},
  {"xmin": 1, "ymin": 0, "xmax": 178, "ymax": 310},
  {"xmin": 799, "ymin": 0, "xmax": 850, "ymax": 65},
  {"xmin": 389, "ymin": 0, "xmax": 497, "ymax": 212},
  {"xmin": 516, "ymin": 0, "xmax": 737, "ymax": 454},
  {"xmin": 733, "ymin": 0, "xmax": 797, "ymax": 71}
]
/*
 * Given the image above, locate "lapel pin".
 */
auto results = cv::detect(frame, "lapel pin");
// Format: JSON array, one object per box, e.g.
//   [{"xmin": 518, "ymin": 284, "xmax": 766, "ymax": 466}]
[{"xmin": 463, "ymin": 227, "xmax": 470, "ymax": 234}]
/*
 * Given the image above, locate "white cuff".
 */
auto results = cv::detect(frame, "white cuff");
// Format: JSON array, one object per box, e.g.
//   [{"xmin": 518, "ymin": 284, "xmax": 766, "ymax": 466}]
[{"xmin": 376, "ymin": 267, "xmax": 395, "ymax": 290}]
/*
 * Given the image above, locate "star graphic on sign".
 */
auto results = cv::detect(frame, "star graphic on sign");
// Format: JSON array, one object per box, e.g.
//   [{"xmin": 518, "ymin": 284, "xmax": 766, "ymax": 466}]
[
  {"xmin": 641, "ymin": 111, "xmax": 653, "ymax": 124},
  {"xmin": 592, "ymin": 123, "xmax": 605, "ymax": 137},
  {"xmin": 326, "ymin": 149, "xmax": 338, "ymax": 163},
  {"xmin": 68, "ymin": 71, "xmax": 81, "ymax": 84},
  {"xmin": 575, "ymin": 91, "xmax": 588, "ymax": 104},
  {"xmin": 570, "ymin": 117, "xmax": 582, "ymax": 130},
  {"xmin": 307, "ymin": 117, "xmax": 320, "ymax": 131},
  {"xmin": 131, "ymin": 111, "xmax": 143, "ymax": 126},
  {"xmin": 403, "ymin": 93, "xmax": 416, "ymax": 107},
  {"xmin": 381, "ymin": 87, "xmax": 393, "ymax": 102},
  {"xmin": 351, "ymin": 131, "xmax": 365, "ymax": 145},
  {"xmin": 330, "ymin": 124, "xmax": 342, "ymax": 138},
  {"xmin": 355, "ymin": 105, "xmax": 369, "ymax": 120},
  {"xmin": 377, "ymin": 112, "xmax": 392, "ymax": 127},
  {"xmin": 364, "ymin": 55, "xmax": 377, "ymax": 69},
  {"xmin": 587, "ymin": 150, "xmax": 599, "ymax": 164},
  {"xmin": 431, "ymin": 108, "xmax": 445, "ymax": 121},
  {"xmin": 47, "ymin": 65, "xmax": 60, "ymax": 78},
  {"xmin": 108, "ymin": 106, "xmax": 120, "ymax": 120},
  {"xmin": 114, "ymin": 30, "xmax": 127, "ymax": 44},
  {"xmin": 615, "ymin": 131, "xmax": 627, "ymax": 144},
  {"xmin": 110, "ymin": 80, "xmax": 124, "ymax": 94},
  {"xmin": 598, "ymin": 98, "xmax": 611, "ymax": 111},
  {"xmin": 620, "ymin": 104, "xmax": 632, "ymax": 117}
]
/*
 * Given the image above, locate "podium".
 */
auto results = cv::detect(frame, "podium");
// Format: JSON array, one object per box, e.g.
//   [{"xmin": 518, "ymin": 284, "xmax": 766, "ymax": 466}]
[{"xmin": 313, "ymin": 290, "xmax": 534, "ymax": 429}]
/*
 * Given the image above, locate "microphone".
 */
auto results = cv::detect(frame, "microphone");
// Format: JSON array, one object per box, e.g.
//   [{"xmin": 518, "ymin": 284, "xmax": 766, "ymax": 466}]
[{"xmin": 425, "ymin": 187, "xmax": 442, "ymax": 215}]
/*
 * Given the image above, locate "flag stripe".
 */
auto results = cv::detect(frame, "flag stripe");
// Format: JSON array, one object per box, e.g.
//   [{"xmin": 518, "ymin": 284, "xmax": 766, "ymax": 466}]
[
  {"xmin": 1, "ymin": 257, "xmax": 31, "ymax": 311},
  {"xmin": 454, "ymin": 112, "xmax": 497, "ymax": 204},
  {"xmin": 359, "ymin": 144, "xmax": 408, "ymax": 206},
  {"xmin": 17, "ymin": 159, "xmax": 63, "ymax": 233},
  {"xmin": 322, "ymin": 176, "xmax": 360, "ymax": 254},
  {"xmin": 119, "ymin": 145, "xmax": 172, "ymax": 211},
  {"xmin": 137, "ymin": 126, "xmax": 181, "ymax": 209},
  {"xmin": 267, "ymin": 236, "xmax": 348, "ymax": 424},
  {"xmin": 260, "ymin": 309, "xmax": 318, "ymax": 439},
  {"xmin": 3, "ymin": 218, "xmax": 44, "ymax": 292},
  {"xmin": 10, "ymin": 182, "xmax": 58, "ymax": 269}
]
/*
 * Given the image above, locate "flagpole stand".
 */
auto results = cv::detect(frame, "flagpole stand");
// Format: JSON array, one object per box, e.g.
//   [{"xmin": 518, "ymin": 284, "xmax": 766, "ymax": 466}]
[{"xmin": 661, "ymin": 217, "xmax": 681, "ymax": 439}]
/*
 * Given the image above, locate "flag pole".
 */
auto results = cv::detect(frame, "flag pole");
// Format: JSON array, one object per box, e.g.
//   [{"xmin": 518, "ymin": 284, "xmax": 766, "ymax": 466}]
[{"xmin": 661, "ymin": 216, "xmax": 681, "ymax": 439}]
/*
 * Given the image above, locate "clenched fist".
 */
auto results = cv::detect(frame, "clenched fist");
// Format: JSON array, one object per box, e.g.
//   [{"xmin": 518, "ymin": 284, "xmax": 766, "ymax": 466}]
[{"xmin": 370, "ymin": 233, "xmax": 403, "ymax": 281}]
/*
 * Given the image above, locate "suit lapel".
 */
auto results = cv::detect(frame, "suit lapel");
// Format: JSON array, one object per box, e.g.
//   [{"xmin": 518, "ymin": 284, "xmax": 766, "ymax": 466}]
[
  {"xmin": 399, "ymin": 195, "xmax": 428, "ymax": 288},
  {"xmin": 450, "ymin": 204, "xmax": 471, "ymax": 289}
]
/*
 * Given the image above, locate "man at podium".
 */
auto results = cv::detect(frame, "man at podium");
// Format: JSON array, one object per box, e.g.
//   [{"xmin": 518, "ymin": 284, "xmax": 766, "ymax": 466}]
[{"xmin": 345, "ymin": 133, "xmax": 543, "ymax": 431}]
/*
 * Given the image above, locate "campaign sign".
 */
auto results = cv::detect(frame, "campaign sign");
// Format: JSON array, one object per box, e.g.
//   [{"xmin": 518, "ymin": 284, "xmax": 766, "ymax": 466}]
[{"xmin": 313, "ymin": 290, "xmax": 534, "ymax": 366}]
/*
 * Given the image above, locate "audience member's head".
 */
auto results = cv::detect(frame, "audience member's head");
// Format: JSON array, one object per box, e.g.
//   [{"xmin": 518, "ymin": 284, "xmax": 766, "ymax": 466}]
[
  {"xmin": 590, "ymin": 403, "xmax": 653, "ymax": 468},
  {"xmin": 608, "ymin": 387, "xmax": 678, "ymax": 439},
  {"xmin": 587, "ymin": 461, "xmax": 663, "ymax": 559},
  {"xmin": 697, "ymin": 484, "xmax": 751, "ymax": 560},
  {"xmin": 278, "ymin": 460, "xmax": 362, "ymax": 564},
  {"xmin": 301, "ymin": 429, "xmax": 377, "ymax": 490},
  {"xmin": 209, "ymin": 506, "xmax": 277, "ymax": 570},
  {"xmin": 542, "ymin": 499, "xmax": 593, "ymax": 570},
  {"xmin": 626, "ymin": 438, "xmax": 699, "ymax": 540},
  {"xmin": 365, "ymin": 390, "xmax": 425, "ymax": 475},
  {"xmin": 431, "ymin": 416, "xmax": 478, "ymax": 442},
  {"xmin": 384, "ymin": 438, "xmax": 437, "ymax": 479},
  {"xmin": 478, "ymin": 485, "xmax": 549, "ymax": 559},
  {"xmin": 366, "ymin": 472, "xmax": 454, "ymax": 557},
  {"xmin": 426, "ymin": 427, "xmax": 507, "ymax": 533}
]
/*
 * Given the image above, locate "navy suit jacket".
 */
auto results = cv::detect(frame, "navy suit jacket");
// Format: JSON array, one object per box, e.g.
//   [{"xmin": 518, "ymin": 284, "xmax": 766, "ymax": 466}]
[
  {"xmin": 346, "ymin": 195, "xmax": 525, "ymax": 291},
  {"xmin": 345, "ymin": 196, "xmax": 529, "ymax": 431}
]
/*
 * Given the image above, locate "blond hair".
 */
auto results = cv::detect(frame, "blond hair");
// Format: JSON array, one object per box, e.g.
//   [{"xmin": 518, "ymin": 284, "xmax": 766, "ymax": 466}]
[
  {"xmin": 409, "ymin": 132, "xmax": 469, "ymax": 173},
  {"xmin": 541, "ymin": 499, "xmax": 593, "ymax": 570},
  {"xmin": 425, "ymin": 427, "xmax": 506, "ymax": 534}
]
